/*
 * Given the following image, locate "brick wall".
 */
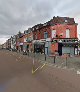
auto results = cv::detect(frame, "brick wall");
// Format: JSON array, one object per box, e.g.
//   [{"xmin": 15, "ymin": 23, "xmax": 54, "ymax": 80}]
[{"xmin": 50, "ymin": 24, "xmax": 77, "ymax": 38}]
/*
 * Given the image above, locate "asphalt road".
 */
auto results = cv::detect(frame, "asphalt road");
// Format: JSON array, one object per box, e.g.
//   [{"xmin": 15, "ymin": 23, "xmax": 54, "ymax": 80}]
[{"xmin": 0, "ymin": 50, "xmax": 80, "ymax": 92}]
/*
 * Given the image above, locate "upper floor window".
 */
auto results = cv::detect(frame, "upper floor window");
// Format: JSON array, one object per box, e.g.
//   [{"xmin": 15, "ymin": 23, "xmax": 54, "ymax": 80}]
[
  {"xmin": 66, "ymin": 29, "xmax": 70, "ymax": 38},
  {"xmin": 44, "ymin": 32, "xmax": 48, "ymax": 39},
  {"xmin": 52, "ymin": 30, "xmax": 56, "ymax": 38},
  {"xmin": 24, "ymin": 30, "xmax": 28, "ymax": 34},
  {"xmin": 65, "ymin": 20, "xmax": 68, "ymax": 23}
]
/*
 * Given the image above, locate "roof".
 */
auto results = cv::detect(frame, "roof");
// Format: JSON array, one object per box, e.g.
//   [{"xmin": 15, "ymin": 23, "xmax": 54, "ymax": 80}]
[{"xmin": 51, "ymin": 16, "xmax": 76, "ymax": 25}]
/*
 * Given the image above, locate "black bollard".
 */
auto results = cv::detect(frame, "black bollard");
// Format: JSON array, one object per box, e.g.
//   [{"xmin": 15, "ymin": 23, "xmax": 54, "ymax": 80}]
[
  {"xmin": 54, "ymin": 55, "xmax": 56, "ymax": 63},
  {"xmin": 65, "ymin": 56, "xmax": 67, "ymax": 66},
  {"xmin": 45, "ymin": 54, "xmax": 46, "ymax": 61}
]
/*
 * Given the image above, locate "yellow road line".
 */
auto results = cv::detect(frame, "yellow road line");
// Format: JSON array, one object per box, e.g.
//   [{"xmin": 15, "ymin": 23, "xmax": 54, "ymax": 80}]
[
  {"xmin": 32, "ymin": 63, "xmax": 46, "ymax": 74},
  {"xmin": 32, "ymin": 66, "xmax": 41, "ymax": 74},
  {"xmin": 40, "ymin": 63, "xmax": 46, "ymax": 69}
]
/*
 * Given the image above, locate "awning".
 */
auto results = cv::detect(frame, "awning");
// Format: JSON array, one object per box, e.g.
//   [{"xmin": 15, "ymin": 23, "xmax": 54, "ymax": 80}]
[
  {"xmin": 59, "ymin": 42, "xmax": 78, "ymax": 45},
  {"xmin": 19, "ymin": 43, "xmax": 23, "ymax": 45},
  {"xmin": 32, "ymin": 39, "xmax": 46, "ymax": 44}
]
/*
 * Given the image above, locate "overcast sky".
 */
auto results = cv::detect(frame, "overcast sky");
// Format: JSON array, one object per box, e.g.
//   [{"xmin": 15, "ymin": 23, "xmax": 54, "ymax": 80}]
[{"xmin": 0, "ymin": 0, "xmax": 80, "ymax": 44}]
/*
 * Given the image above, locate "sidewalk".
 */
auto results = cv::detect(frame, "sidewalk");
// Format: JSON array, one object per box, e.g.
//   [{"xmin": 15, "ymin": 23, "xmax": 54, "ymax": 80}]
[{"xmin": 28, "ymin": 52, "xmax": 80, "ymax": 71}]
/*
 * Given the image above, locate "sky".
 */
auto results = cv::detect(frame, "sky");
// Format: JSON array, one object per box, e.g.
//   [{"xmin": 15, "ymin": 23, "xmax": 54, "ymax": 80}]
[{"xmin": 0, "ymin": 0, "xmax": 80, "ymax": 44}]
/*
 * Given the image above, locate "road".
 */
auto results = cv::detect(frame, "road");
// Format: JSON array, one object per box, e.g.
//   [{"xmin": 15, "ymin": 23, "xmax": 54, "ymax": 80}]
[{"xmin": 0, "ymin": 50, "xmax": 80, "ymax": 92}]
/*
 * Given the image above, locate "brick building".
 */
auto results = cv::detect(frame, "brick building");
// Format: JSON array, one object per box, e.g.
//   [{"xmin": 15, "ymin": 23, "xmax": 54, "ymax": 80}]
[
  {"xmin": 16, "ymin": 32, "xmax": 24, "ymax": 52},
  {"xmin": 4, "ymin": 16, "xmax": 78, "ymax": 56},
  {"xmin": 50, "ymin": 17, "xmax": 78, "ymax": 55},
  {"xmin": 32, "ymin": 16, "xmax": 78, "ymax": 55},
  {"xmin": 32, "ymin": 24, "xmax": 46, "ymax": 53},
  {"xmin": 24, "ymin": 28, "xmax": 33, "ymax": 53}
]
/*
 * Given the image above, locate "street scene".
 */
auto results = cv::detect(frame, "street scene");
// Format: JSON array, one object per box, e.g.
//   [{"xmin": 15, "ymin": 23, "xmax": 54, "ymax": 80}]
[{"xmin": 0, "ymin": 0, "xmax": 80, "ymax": 92}]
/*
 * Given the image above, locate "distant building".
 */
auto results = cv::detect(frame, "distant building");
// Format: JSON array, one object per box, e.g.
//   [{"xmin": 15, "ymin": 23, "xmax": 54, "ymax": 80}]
[
  {"xmin": 1, "ymin": 42, "xmax": 6, "ymax": 49},
  {"xmin": 16, "ymin": 32, "xmax": 24, "ymax": 52},
  {"xmin": 11, "ymin": 35, "xmax": 17, "ymax": 51},
  {"xmin": 6, "ymin": 38, "xmax": 11, "ymax": 50},
  {"xmin": 24, "ymin": 28, "xmax": 33, "ymax": 52}
]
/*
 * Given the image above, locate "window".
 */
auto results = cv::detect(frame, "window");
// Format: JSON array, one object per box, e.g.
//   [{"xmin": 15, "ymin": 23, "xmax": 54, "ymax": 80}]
[
  {"xmin": 35, "ymin": 34, "xmax": 37, "ymax": 40},
  {"xmin": 65, "ymin": 20, "xmax": 68, "ymax": 23},
  {"xmin": 66, "ymin": 29, "xmax": 70, "ymax": 38},
  {"xmin": 44, "ymin": 32, "xmax": 48, "ymax": 39},
  {"xmin": 24, "ymin": 30, "xmax": 28, "ymax": 34},
  {"xmin": 52, "ymin": 30, "xmax": 56, "ymax": 38}
]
